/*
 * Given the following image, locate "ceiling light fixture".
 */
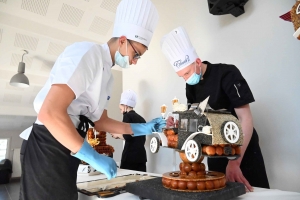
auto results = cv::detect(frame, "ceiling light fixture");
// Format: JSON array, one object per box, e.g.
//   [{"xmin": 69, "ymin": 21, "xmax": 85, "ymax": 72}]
[{"xmin": 10, "ymin": 50, "xmax": 30, "ymax": 88}]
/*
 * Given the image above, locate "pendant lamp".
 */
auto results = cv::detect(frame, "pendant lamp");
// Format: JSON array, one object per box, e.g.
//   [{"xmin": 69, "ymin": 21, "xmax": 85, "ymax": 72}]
[{"xmin": 10, "ymin": 50, "xmax": 30, "ymax": 88}]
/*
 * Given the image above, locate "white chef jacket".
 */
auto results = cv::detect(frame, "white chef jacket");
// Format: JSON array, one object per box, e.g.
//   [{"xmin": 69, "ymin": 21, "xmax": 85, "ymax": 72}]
[{"xmin": 20, "ymin": 42, "xmax": 114, "ymax": 140}]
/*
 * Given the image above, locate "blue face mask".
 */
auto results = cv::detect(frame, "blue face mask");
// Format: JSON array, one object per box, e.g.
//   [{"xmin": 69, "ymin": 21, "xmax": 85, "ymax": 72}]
[
  {"xmin": 114, "ymin": 42, "xmax": 129, "ymax": 69},
  {"xmin": 186, "ymin": 63, "xmax": 201, "ymax": 85}
]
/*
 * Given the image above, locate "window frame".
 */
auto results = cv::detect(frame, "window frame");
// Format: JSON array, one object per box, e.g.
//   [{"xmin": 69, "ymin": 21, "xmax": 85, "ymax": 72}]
[{"xmin": 0, "ymin": 138, "xmax": 10, "ymax": 160}]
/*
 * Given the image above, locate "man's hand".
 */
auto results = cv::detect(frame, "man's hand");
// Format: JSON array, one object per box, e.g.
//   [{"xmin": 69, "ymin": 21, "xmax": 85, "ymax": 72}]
[
  {"xmin": 226, "ymin": 160, "xmax": 253, "ymax": 192},
  {"xmin": 166, "ymin": 116, "xmax": 178, "ymax": 128},
  {"xmin": 72, "ymin": 140, "xmax": 117, "ymax": 180},
  {"xmin": 130, "ymin": 117, "xmax": 166, "ymax": 136}
]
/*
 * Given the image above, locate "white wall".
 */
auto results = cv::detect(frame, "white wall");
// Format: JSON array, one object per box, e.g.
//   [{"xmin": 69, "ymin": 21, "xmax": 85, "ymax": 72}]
[{"xmin": 123, "ymin": 0, "xmax": 300, "ymax": 192}]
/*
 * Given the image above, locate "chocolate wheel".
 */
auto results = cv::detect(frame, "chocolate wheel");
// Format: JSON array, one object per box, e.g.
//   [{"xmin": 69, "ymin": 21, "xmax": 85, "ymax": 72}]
[
  {"xmin": 185, "ymin": 140, "xmax": 202, "ymax": 162},
  {"xmin": 150, "ymin": 137, "xmax": 160, "ymax": 153},
  {"xmin": 221, "ymin": 121, "xmax": 240, "ymax": 143}
]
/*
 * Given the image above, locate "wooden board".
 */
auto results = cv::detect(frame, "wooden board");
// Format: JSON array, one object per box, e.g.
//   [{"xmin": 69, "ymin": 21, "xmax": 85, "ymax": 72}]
[{"xmin": 77, "ymin": 174, "xmax": 157, "ymax": 198}]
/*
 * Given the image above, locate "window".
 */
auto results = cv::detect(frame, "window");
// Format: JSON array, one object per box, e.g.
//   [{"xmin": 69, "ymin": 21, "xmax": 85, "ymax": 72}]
[
  {"xmin": 189, "ymin": 119, "xmax": 198, "ymax": 132},
  {"xmin": 0, "ymin": 138, "xmax": 9, "ymax": 161},
  {"xmin": 180, "ymin": 119, "xmax": 188, "ymax": 131}
]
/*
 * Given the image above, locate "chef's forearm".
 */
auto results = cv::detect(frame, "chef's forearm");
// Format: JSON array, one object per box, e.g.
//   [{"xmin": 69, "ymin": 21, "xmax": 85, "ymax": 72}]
[
  {"xmin": 38, "ymin": 109, "xmax": 84, "ymax": 154},
  {"xmin": 94, "ymin": 112, "xmax": 133, "ymax": 134},
  {"xmin": 232, "ymin": 117, "xmax": 253, "ymax": 165},
  {"xmin": 230, "ymin": 105, "xmax": 253, "ymax": 165}
]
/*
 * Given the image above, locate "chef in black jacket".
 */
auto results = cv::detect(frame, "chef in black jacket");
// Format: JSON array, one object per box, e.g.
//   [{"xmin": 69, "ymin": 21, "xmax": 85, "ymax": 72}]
[
  {"xmin": 112, "ymin": 90, "xmax": 147, "ymax": 172},
  {"xmin": 160, "ymin": 26, "xmax": 269, "ymax": 192}
]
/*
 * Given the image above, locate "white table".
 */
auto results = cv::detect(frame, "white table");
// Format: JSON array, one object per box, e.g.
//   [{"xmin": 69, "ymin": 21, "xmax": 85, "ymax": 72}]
[
  {"xmin": 232, "ymin": 187, "xmax": 300, "ymax": 200},
  {"xmin": 77, "ymin": 169, "xmax": 300, "ymax": 200}
]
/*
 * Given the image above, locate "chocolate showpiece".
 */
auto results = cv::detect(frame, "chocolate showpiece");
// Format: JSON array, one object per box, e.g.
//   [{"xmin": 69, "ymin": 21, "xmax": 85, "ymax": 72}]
[{"xmin": 139, "ymin": 96, "xmax": 246, "ymax": 199}]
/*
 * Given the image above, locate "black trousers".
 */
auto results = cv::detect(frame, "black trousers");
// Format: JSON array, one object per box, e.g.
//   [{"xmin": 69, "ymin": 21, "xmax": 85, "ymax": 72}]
[
  {"xmin": 208, "ymin": 129, "xmax": 270, "ymax": 189},
  {"xmin": 19, "ymin": 124, "xmax": 87, "ymax": 200},
  {"xmin": 120, "ymin": 161, "xmax": 146, "ymax": 172}
]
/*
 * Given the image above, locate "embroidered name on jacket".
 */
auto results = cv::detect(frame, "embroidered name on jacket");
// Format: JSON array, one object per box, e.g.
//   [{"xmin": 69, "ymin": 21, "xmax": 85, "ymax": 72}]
[{"xmin": 174, "ymin": 55, "xmax": 190, "ymax": 68}]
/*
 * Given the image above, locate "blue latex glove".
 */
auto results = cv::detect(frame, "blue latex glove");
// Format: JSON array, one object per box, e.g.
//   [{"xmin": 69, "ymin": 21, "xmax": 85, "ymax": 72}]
[
  {"xmin": 72, "ymin": 140, "xmax": 117, "ymax": 180},
  {"xmin": 130, "ymin": 117, "xmax": 166, "ymax": 136}
]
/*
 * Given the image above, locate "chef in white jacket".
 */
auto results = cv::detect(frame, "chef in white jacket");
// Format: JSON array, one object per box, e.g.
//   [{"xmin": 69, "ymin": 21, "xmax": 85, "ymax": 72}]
[{"xmin": 19, "ymin": 0, "xmax": 164, "ymax": 199}]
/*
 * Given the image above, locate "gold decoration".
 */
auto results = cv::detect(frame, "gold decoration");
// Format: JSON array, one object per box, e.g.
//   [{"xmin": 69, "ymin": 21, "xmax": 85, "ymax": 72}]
[{"xmin": 87, "ymin": 138, "xmax": 100, "ymax": 147}]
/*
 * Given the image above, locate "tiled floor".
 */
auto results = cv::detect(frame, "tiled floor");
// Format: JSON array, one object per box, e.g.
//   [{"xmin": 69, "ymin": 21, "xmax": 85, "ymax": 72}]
[{"xmin": 0, "ymin": 178, "xmax": 20, "ymax": 200}]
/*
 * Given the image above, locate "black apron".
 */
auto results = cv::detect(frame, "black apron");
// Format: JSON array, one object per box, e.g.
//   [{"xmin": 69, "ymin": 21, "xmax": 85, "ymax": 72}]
[
  {"xmin": 19, "ymin": 115, "xmax": 94, "ymax": 200},
  {"xmin": 208, "ymin": 129, "xmax": 270, "ymax": 189}
]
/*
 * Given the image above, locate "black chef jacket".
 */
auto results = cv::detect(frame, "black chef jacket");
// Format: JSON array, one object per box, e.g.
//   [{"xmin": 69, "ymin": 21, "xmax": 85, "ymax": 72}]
[
  {"xmin": 186, "ymin": 61, "xmax": 269, "ymax": 189},
  {"xmin": 186, "ymin": 61, "xmax": 255, "ymax": 116},
  {"xmin": 121, "ymin": 110, "xmax": 147, "ymax": 164}
]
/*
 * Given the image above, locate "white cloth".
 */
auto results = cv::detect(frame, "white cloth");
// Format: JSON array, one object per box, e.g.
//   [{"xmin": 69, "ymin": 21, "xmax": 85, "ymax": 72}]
[
  {"xmin": 20, "ymin": 42, "xmax": 114, "ymax": 140},
  {"xmin": 161, "ymin": 26, "xmax": 199, "ymax": 72},
  {"xmin": 120, "ymin": 89, "xmax": 137, "ymax": 107},
  {"xmin": 112, "ymin": 0, "xmax": 159, "ymax": 47}
]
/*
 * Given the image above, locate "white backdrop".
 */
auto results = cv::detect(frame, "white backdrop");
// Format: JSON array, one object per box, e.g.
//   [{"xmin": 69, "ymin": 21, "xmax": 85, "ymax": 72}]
[{"xmin": 122, "ymin": 0, "xmax": 300, "ymax": 192}]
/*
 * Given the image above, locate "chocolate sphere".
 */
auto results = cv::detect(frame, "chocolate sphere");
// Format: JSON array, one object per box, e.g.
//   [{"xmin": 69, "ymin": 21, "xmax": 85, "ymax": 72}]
[
  {"xmin": 171, "ymin": 180, "xmax": 178, "ymax": 189},
  {"xmin": 191, "ymin": 163, "xmax": 201, "ymax": 172},
  {"xmin": 162, "ymin": 177, "xmax": 166, "ymax": 185},
  {"xmin": 213, "ymin": 179, "xmax": 220, "ymax": 189},
  {"xmin": 188, "ymin": 171, "xmax": 197, "ymax": 177},
  {"xmin": 197, "ymin": 181, "xmax": 206, "ymax": 190},
  {"xmin": 178, "ymin": 181, "xmax": 187, "ymax": 190},
  {"xmin": 200, "ymin": 163, "xmax": 206, "ymax": 171},
  {"xmin": 205, "ymin": 180, "xmax": 214, "ymax": 190},
  {"xmin": 231, "ymin": 148, "xmax": 236, "ymax": 155},
  {"xmin": 206, "ymin": 146, "xmax": 216, "ymax": 156},
  {"xmin": 179, "ymin": 162, "xmax": 184, "ymax": 171},
  {"xmin": 235, "ymin": 146, "xmax": 241, "ymax": 155},
  {"xmin": 187, "ymin": 181, "xmax": 197, "ymax": 190},
  {"xmin": 202, "ymin": 146, "xmax": 207, "ymax": 153},
  {"xmin": 216, "ymin": 146, "xmax": 223, "ymax": 156},
  {"xmin": 184, "ymin": 163, "xmax": 192, "ymax": 173},
  {"xmin": 165, "ymin": 179, "xmax": 171, "ymax": 187},
  {"xmin": 197, "ymin": 171, "xmax": 206, "ymax": 176}
]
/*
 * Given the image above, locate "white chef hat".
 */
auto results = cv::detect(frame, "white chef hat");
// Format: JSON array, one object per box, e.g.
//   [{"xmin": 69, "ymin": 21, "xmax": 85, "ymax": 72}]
[
  {"xmin": 160, "ymin": 26, "xmax": 199, "ymax": 72},
  {"xmin": 112, "ymin": 0, "xmax": 159, "ymax": 48},
  {"xmin": 120, "ymin": 89, "xmax": 137, "ymax": 108}
]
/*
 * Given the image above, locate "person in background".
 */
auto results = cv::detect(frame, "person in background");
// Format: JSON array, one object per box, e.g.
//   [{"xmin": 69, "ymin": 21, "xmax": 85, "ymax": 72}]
[
  {"xmin": 111, "ymin": 90, "xmax": 147, "ymax": 172},
  {"xmin": 18, "ymin": 1, "xmax": 165, "ymax": 200},
  {"xmin": 160, "ymin": 26, "xmax": 269, "ymax": 192}
]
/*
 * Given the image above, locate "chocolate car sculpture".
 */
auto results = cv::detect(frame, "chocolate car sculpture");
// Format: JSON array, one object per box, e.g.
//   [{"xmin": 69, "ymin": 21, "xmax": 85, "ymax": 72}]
[{"xmin": 150, "ymin": 97, "xmax": 243, "ymax": 162}]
